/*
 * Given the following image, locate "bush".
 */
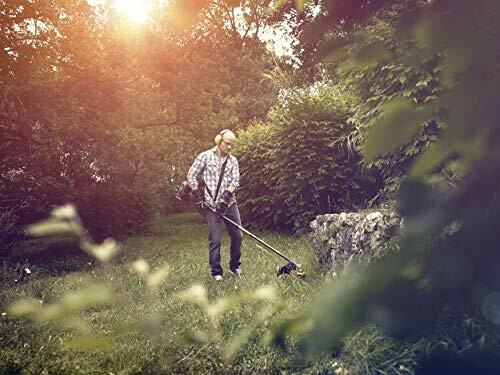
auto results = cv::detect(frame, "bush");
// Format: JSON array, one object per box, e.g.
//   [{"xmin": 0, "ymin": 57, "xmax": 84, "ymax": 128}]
[
  {"xmin": 74, "ymin": 183, "xmax": 154, "ymax": 241},
  {"xmin": 234, "ymin": 83, "xmax": 382, "ymax": 232},
  {"xmin": 0, "ymin": 206, "xmax": 25, "ymax": 252},
  {"xmin": 325, "ymin": 1, "xmax": 448, "ymax": 197}
]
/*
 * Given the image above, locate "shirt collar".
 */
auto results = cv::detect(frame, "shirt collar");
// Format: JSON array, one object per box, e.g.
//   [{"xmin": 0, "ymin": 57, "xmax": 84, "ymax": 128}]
[{"xmin": 210, "ymin": 147, "xmax": 229, "ymax": 162}]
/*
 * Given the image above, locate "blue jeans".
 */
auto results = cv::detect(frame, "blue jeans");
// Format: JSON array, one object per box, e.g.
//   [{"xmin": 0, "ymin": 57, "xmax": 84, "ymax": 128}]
[{"xmin": 207, "ymin": 203, "xmax": 243, "ymax": 276}]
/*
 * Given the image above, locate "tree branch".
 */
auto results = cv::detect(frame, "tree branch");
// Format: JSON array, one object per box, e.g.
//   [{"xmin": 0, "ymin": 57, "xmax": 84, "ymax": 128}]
[{"xmin": 134, "ymin": 119, "xmax": 181, "ymax": 129}]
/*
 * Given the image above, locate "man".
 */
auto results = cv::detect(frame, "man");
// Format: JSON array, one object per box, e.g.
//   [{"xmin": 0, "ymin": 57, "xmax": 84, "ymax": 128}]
[{"xmin": 187, "ymin": 129, "xmax": 243, "ymax": 281}]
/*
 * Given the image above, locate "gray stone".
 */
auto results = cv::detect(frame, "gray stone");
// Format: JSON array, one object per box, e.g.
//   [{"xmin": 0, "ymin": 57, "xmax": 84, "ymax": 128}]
[{"xmin": 309, "ymin": 210, "xmax": 402, "ymax": 274}]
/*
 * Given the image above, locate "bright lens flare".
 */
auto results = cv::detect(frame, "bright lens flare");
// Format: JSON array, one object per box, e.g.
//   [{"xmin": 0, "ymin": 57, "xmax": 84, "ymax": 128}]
[{"xmin": 114, "ymin": 0, "xmax": 152, "ymax": 24}]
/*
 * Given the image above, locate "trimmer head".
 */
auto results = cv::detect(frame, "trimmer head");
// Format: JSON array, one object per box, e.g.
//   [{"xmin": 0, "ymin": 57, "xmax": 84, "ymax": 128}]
[{"xmin": 277, "ymin": 262, "xmax": 305, "ymax": 278}]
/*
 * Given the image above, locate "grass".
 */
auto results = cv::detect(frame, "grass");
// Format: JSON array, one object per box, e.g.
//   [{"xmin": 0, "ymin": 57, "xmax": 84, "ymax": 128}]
[
  {"xmin": 0, "ymin": 212, "xmax": 333, "ymax": 374},
  {"xmin": 1, "ymin": 211, "xmax": 452, "ymax": 374}
]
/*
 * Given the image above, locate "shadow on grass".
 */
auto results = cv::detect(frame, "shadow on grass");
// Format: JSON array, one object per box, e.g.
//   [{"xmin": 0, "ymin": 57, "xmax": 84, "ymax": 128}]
[
  {"xmin": 1, "ymin": 235, "xmax": 96, "ymax": 281},
  {"xmin": 1, "ymin": 212, "xmax": 206, "ymax": 281}
]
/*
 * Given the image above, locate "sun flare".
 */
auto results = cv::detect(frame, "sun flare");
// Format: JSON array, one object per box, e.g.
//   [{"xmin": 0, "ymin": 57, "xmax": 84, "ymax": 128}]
[{"xmin": 114, "ymin": 0, "xmax": 152, "ymax": 24}]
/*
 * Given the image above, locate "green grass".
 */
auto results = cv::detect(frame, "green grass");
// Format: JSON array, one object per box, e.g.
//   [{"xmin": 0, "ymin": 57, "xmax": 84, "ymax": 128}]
[
  {"xmin": 0, "ymin": 212, "xmax": 333, "ymax": 374},
  {"xmin": 1, "ymin": 212, "xmax": 442, "ymax": 374}
]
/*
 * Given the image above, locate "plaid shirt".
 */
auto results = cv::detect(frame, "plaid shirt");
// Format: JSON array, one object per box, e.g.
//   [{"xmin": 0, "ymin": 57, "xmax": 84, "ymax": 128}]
[{"xmin": 187, "ymin": 147, "xmax": 240, "ymax": 208}]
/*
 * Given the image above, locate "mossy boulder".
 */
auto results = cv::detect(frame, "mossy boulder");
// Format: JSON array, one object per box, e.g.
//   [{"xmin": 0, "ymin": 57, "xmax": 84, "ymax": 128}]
[{"xmin": 309, "ymin": 210, "xmax": 402, "ymax": 274}]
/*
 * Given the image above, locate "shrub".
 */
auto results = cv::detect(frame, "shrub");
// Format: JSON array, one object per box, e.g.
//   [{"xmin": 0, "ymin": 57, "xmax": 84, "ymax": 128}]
[
  {"xmin": 325, "ymin": 1, "xmax": 449, "ymax": 197},
  {"xmin": 235, "ymin": 83, "xmax": 382, "ymax": 232},
  {"xmin": 74, "ymin": 183, "xmax": 153, "ymax": 241},
  {"xmin": 0, "ymin": 206, "xmax": 25, "ymax": 252}
]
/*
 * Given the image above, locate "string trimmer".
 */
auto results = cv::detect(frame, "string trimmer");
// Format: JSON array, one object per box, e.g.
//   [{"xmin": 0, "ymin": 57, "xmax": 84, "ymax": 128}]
[
  {"xmin": 204, "ymin": 204, "xmax": 305, "ymax": 278},
  {"xmin": 174, "ymin": 181, "xmax": 305, "ymax": 278}
]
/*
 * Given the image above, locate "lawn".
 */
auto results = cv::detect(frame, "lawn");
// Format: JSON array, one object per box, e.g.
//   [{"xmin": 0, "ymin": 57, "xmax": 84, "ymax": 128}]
[{"xmin": 0, "ymin": 212, "xmax": 331, "ymax": 374}]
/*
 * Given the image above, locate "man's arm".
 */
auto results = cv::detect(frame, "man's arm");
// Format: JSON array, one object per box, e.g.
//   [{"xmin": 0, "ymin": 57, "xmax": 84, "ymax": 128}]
[
  {"xmin": 227, "ymin": 158, "xmax": 240, "ymax": 194},
  {"xmin": 187, "ymin": 153, "xmax": 206, "ymax": 190},
  {"xmin": 228, "ymin": 157, "xmax": 240, "ymax": 193}
]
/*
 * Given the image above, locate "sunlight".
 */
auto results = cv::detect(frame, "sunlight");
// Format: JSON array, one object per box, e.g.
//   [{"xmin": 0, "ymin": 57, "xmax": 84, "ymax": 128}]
[{"xmin": 114, "ymin": 0, "xmax": 153, "ymax": 24}]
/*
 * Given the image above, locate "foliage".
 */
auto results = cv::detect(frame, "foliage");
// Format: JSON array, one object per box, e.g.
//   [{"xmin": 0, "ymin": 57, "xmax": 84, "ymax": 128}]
[
  {"xmin": 73, "ymin": 183, "xmax": 154, "ymax": 241},
  {"xmin": 315, "ymin": 1, "xmax": 447, "ymax": 198},
  {"xmin": 235, "ymin": 83, "xmax": 382, "ymax": 232},
  {"xmin": 2, "ymin": 209, "xmax": 497, "ymax": 374},
  {"xmin": 0, "ymin": 0, "xmax": 281, "ymax": 251},
  {"xmin": 273, "ymin": 0, "xmax": 500, "ymax": 371},
  {"xmin": 5, "ymin": 0, "xmax": 500, "ymax": 372}
]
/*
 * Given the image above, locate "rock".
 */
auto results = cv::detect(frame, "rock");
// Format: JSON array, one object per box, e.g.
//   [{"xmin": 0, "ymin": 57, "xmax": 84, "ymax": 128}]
[{"xmin": 309, "ymin": 210, "xmax": 402, "ymax": 274}]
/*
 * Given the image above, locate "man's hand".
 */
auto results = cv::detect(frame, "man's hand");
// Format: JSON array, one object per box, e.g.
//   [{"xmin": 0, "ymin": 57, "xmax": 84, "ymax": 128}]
[
  {"xmin": 216, "ymin": 200, "xmax": 228, "ymax": 215},
  {"xmin": 220, "ymin": 189, "xmax": 233, "ymax": 203},
  {"xmin": 192, "ymin": 188, "xmax": 206, "ymax": 216},
  {"xmin": 216, "ymin": 190, "xmax": 233, "ymax": 215},
  {"xmin": 192, "ymin": 189, "xmax": 204, "ymax": 206}
]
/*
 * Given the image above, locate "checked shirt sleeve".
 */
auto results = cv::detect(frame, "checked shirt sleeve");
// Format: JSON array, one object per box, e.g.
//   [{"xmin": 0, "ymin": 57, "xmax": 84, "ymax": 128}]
[
  {"xmin": 187, "ymin": 152, "xmax": 206, "ymax": 189},
  {"xmin": 229, "ymin": 157, "xmax": 240, "ymax": 189}
]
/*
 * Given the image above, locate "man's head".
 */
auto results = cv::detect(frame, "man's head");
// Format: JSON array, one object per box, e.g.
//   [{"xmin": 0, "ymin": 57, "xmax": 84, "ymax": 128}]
[{"xmin": 215, "ymin": 129, "xmax": 236, "ymax": 156}]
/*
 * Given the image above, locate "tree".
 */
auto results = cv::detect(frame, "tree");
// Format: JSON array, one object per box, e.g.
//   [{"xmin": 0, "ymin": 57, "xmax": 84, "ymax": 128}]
[
  {"xmin": 274, "ymin": 1, "xmax": 500, "ymax": 370},
  {"xmin": 0, "ymin": 0, "xmax": 126, "ymax": 245},
  {"xmin": 0, "ymin": 0, "xmax": 285, "ymax": 247}
]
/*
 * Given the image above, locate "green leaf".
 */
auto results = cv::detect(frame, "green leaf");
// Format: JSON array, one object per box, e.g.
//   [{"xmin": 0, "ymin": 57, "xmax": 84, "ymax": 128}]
[
  {"xmin": 300, "ymin": 18, "xmax": 333, "ymax": 43},
  {"xmin": 206, "ymin": 298, "xmax": 233, "ymax": 321},
  {"xmin": 224, "ymin": 327, "xmax": 253, "ymax": 360},
  {"xmin": 413, "ymin": 11, "xmax": 446, "ymax": 52},
  {"xmin": 314, "ymin": 36, "xmax": 358, "ymax": 64},
  {"xmin": 416, "ymin": 79, "xmax": 428, "ymax": 88},
  {"xmin": 364, "ymin": 99, "xmax": 431, "ymax": 162},
  {"xmin": 176, "ymin": 284, "xmax": 208, "ymax": 307},
  {"xmin": 272, "ymin": 0, "xmax": 290, "ymax": 9},
  {"xmin": 146, "ymin": 267, "xmax": 170, "ymax": 289},
  {"xmin": 8, "ymin": 300, "xmax": 41, "ymax": 317},
  {"xmin": 442, "ymin": 46, "xmax": 473, "ymax": 85},
  {"xmin": 80, "ymin": 238, "xmax": 119, "ymax": 263},
  {"xmin": 352, "ymin": 42, "xmax": 391, "ymax": 68},
  {"xmin": 26, "ymin": 219, "xmax": 79, "ymax": 237},
  {"xmin": 171, "ymin": 0, "xmax": 208, "ymax": 27},
  {"xmin": 182, "ymin": 330, "xmax": 210, "ymax": 344},
  {"xmin": 410, "ymin": 133, "xmax": 486, "ymax": 180},
  {"xmin": 272, "ymin": 314, "xmax": 313, "ymax": 349},
  {"xmin": 55, "ymin": 284, "xmax": 113, "ymax": 317},
  {"xmin": 295, "ymin": 0, "xmax": 307, "ymax": 11}
]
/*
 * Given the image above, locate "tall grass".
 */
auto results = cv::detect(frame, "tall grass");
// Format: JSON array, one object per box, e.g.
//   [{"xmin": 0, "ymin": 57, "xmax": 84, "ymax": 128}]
[
  {"xmin": 1, "ymin": 212, "xmax": 437, "ymax": 374},
  {"xmin": 0, "ymin": 212, "xmax": 330, "ymax": 373}
]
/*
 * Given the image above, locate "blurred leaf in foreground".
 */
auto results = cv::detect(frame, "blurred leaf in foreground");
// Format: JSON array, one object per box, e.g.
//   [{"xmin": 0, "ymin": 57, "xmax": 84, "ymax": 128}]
[
  {"xmin": 146, "ymin": 267, "xmax": 170, "ymax": 289},
  {"xmin": 364, "ymin": 99, "xmax": 432, "ymax": 162},
  {"xmin": 26, "ymin": 204, "xmax": 120, "ymax": 263},
  {"xmin": 130, "ymin": 258, "xmax": 150, "ymax": 275},
  {"xmin": 26, "ymin": 220, "xmax": 79, "ymax": 237},
  {"xmin": 9, "ymin": 284, "xmax": 113, "ymax": 322},
  {"xmin": 80, "ymin": 238, "xmax": 119, "ymax": 263},
  {"xmin": 352, "ymin": 42, "xmax": 391, "ymax": 68},
  {"xmin": 170, "ymin": 0, "xmax": 207, "ymax": 27},
  {"xmin": 176, "ymin": 284, "xmax": 208, "ymax": 307}
]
